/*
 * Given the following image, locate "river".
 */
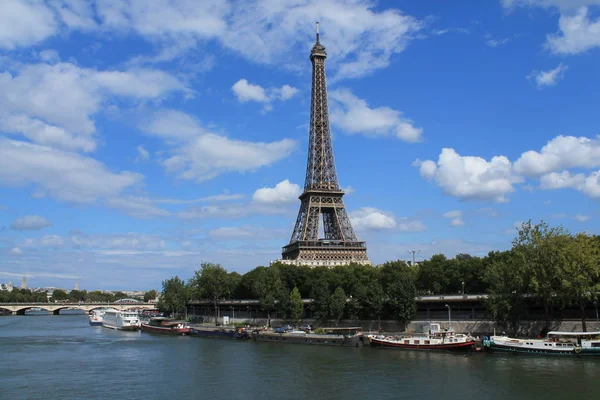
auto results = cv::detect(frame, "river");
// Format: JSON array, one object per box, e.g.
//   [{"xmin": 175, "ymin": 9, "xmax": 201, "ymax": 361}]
[{"xmin": 1, "ymin": 315, "xmax": 598, "ymax": 399}]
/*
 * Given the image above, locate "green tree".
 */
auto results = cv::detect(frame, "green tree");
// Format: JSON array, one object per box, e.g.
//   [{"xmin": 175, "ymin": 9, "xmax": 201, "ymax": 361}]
[
  {"xmin": 484, "ymin": 250, "xmax": 529, "ymax": 335},
  {"xmin": 416, "ymin": 254, "xmax": 449, "ymax": 295},
  {"xmin": 379, "ymin": 261, "xmax": 417, "ymax": 327},
  {"xmin": 158, "ymin": 276, "xmax": 188, "ymax": 317},
  {"xmin": 561, "ymin": 233, "xmax": 600, "ymax": 332},
  {"xmin": 329, "ymin": 287, "xmax": 346, "ymax": 325},
  {"xmin": 253, "ymin": 267, "xmax": 285, "ymax": 327},
  {"xmin": 189, "ymin": 263, "xmax": 230, "ymax": 322},
  {"xmin": 513, "ymin": 220, "xmax": 569, "ymax": 329},
  {"xmin": 288, "ymin": 287, "xmax": 304, "ymax": 324},
  {"xmin": 51, "ymin": 289, "xmax": 69, "ymax": 302},
  {"xmin": 308, "ymin": 268, "xmax": 332, "ymax": 322},
  {"xmin": 143, "ymin": 290, "xmax": 158, "ymax": 302}
]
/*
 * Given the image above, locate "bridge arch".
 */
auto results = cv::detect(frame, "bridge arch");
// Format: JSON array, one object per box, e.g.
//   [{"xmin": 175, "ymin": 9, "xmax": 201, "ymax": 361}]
[
  {"xmin": 50, "ymin": 306, "xmax": 87, "ymax": 315},
  {"xmin": 0, "ymin": 307, "xmax": 12, "ymax": 315},
  {"xmin": 13, "ymin": 306, "xmax": 53, "ymax": 315}
]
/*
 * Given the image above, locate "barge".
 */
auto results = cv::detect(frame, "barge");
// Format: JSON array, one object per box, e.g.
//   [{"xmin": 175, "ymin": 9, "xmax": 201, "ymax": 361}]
[{"xmin": 252, "ymin": 327, "xmax": 364, "ymax": 347}]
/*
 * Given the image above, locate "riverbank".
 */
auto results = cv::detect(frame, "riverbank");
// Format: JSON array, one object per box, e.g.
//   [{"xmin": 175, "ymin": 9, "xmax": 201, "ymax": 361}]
[{"xmin": 190, "ymin": 316, "xmax": 600, "ymax": 337}]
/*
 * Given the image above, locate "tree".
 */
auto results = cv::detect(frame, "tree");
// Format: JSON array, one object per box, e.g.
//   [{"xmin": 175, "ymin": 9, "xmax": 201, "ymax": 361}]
[
  {"xmin": 561, "ymin": 233, "xmax": 600, "ymax": 332},
  {"xmin": 189, "ymin": 263, "xmax": 230, "ymax": 322},
  {"xmin": 513, "ymin": 220, "xmax": 569, "ymax": 329},
  {"xmin": 484, "ymin": 250, "xmax": 529, "ymax": 335},
  {"xmin": 416, "ymin": 254, "xmax": 449, "ymax": 295},
  {"xmin": 329, "ymin": 287, "xmax": 346, "ymax": 325},
  {"xmin": 144, "ymin": 290, "xmax": 158, "ymax": 302},
  {"xmin": 288, "ymin": 287, "xmax": 304, "ymax": 324},
  {"xmin": 308, "ymin": 268, "xmax": 332, "ymax": 322},
  {"xmin": 379, "ymin": 261, "xmax": 417, "ymax": 328},
  {"xmin": 253, "ymin": 267, "xmax": 285, "ymax": 327},
  {"xmin": 51, "ymin": 289, "xmax": 69, "ymax": 302},
  {"xmin": 158, "ymin": 276, "xmax": 188, "ymax": 317}
]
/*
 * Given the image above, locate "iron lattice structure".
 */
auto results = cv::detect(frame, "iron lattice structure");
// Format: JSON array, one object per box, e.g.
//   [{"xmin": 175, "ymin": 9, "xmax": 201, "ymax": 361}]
[{"xmin": 281, "ymin": 25, "xmax": 371, "ymax": 266}]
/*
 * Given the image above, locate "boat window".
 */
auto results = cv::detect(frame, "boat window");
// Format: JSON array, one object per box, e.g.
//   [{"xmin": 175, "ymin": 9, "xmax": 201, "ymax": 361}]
[
  {"xmin": 424, "ymin": 340, "xmax": 430, "ymax": 345},
  {"xmin": 414, "ymin": 340, "xmax": 419, "ymax": 345},
  {"xmin": 592, "ymin": 343, "xmax": 600, "ymax": 348}
]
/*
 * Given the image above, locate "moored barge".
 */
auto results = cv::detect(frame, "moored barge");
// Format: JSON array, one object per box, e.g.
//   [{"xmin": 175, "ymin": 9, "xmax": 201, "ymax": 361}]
[
  {"xmin": 189, "ymin": 326, "xmax": 250, "ymax": 340},
  {"xmin": 483, "ymin": 331, "xmax": 600, "ymax": 356},
  {"xmin": 141, "ymin": 317, "xmax": 190, "ymax": 335},
  {"xmin": 367, "ymin": 323, "xmax": 476, "ymax": 351},
  {"xmin": 252, "ymin": 327, "xmax": 364, "ymax": 347}
]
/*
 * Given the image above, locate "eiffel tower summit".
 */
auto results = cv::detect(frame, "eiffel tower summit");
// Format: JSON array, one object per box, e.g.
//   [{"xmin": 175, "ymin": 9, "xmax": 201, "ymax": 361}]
[{"xmin": 280, "ymin": 23, "xmax": 371, "ymax": 267}]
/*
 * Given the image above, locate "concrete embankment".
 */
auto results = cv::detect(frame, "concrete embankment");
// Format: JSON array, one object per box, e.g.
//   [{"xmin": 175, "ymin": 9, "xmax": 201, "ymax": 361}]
[{"xmin": 191, "ymin": 315, "xmax": 600, "ymax": 337}]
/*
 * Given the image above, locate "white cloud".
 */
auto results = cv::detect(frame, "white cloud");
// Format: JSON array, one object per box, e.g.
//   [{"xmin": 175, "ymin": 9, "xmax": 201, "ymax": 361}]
[
  {"xmin": 415, "ymin": 148, "xmax": 521, "ymax": 202},
  {"xmin": 574, "ymin": 214, "xmax": 592, "ymax": 222},
  {"xmin": 155, "ymin": 193, "xmax": 244, "ymax": 204},
  {"xmin": 10, "ymin": 215, "xmax": 53, "ymax": 231},
  {"xmin": 0, "ymin": 138, "xmax": 142, "ymax": 204},
  {"xmin": 330, "ymin": 89, "xmax": 423, "ymax": 143},
  {"xmin": 350, "ymin": 207, "xmax": 426, "ymax": 232},
  {"xmin": 10, "ymin": 247, "xmax": 23, "ymax": 256},
  {"xmin": 104, "ymin": 196, "xmax": 171, "ymax": 219},
  {"xmin": 546, "ymin": 7, "xmax": 600, "ymax": 54},
  {"xmin": 252, "ymin": 180, "xmax": 302, "ymax": 204},
  {"xmin": 442, "ymin": 210, "xmax": 465, "ymax": 227},
  {"xmin": 0, "ymin": 1, "xmax": 58, "ymax": 49},
  {"xmin": 208, "ymin": 226, "xmax": 287, "ymax": 241},
  {"xmin": 514, "ymin": 135, "xmax": 600, "ymax": 177},
  {"xmin": 231, "ymin": 79, "xmax": 298, "ymax": 112},
  {"xmin": 136, "ymin": 145, "xmax": 149, "ymax": 162},
  {"xmin": 232, "ymin": 79, "xmax": 269, "ymax": 103},
  {"xmin": 528, "ymin": 63, "xmax": 568, "ymax": 88},
  {"xmin": 486, "ymin": 38, "xmax": 511, "ymax": 47},
  {"xmin": 540, "ymin": 170, "xmax": 600, "ymax": 199},
  {"xmin": 0, "ymin": 61, "xmax": 188, "ymax": 152},
  {"xmin": 143, "ymin": 110, "xmax": 297, "ymax": 182}
]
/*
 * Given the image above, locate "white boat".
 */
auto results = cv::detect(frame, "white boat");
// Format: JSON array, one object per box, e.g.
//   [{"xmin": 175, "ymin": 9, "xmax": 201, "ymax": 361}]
[
  {"xmin": 101, "ymin": 310, "xmax": 141, "ymax": 331},
  {"xmin": 88, "ymin": 308, "xmax": 118, "ymax": 326},
  {"xmin": 483, "ymin": 331, "xmax": 600, "ymax": 356}
]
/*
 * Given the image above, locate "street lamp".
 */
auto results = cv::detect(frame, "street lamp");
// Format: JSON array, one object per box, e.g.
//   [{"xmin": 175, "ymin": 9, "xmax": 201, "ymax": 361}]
[
  {"xmin": 462, "ymin": 281, "xmax": 465, "ymax": 295},
  {"xmin": 445, "ymin": 304, "xmax": 452, "ymax": 329}
]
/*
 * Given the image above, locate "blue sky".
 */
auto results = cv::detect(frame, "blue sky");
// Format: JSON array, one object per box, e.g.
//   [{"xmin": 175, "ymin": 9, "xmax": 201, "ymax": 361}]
[{"xmin": 1, "ymin": 0, "xmax": 599, "ymax": 291}]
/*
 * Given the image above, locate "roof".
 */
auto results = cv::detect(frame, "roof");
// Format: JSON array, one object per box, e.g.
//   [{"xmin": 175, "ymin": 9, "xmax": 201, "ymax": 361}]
[{"xmin": 548, "ymin": 331, "xmax": 600, "ymax": 336}]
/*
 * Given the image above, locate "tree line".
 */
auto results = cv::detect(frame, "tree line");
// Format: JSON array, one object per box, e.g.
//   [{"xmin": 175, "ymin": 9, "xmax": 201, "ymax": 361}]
[
  {"xmin": 0, "ymin": 289, "xmax": 158, "ymax": 304},
  {"xmin": 159, "ymin": 221, "xmax": 600, "ymax": 333}
]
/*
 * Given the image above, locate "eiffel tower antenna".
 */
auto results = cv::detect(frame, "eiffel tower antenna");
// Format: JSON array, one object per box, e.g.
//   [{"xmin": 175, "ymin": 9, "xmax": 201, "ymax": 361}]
[{"xmin": 280, "ymin": 26, "xmax": 371, "ymax": 267}]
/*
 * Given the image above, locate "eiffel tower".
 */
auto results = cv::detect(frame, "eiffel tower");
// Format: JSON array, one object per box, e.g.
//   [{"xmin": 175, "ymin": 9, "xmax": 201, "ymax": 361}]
[{"xmin": 281, "ymin": 23, "xmax": 371, "ymax": 267}]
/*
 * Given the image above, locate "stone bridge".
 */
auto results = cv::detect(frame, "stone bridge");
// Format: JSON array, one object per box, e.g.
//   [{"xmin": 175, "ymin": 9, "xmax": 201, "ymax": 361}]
[{"xmin": 0, "ymin": 302, "xmax": 158, "ymax": 315}]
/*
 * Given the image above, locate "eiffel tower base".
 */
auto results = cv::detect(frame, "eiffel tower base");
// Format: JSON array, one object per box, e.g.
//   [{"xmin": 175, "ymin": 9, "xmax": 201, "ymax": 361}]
[{"xmin": 277, "ymin": 240, "xmax": 371, "ymax": 267}]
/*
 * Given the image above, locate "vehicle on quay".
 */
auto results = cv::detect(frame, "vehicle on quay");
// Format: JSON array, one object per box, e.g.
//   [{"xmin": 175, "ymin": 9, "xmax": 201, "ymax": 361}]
[
  {"xmin": 141, "ymin": 317, "xmax": 190, "ymax": 335},
  {"xmin": 189, "ymin": 326, "xmax": 250, "ymax": 340},
  {"xmin": 88, "ymin": 308, "xmax": 119, "ymax": 326},
  {"xmin": 367, "ymin": 323, "xmax": 476, "ymax": 351},
  {"xmin": 101, "ymin": 310, "xmax": 141, "ymax": 331},
  {"xmin": 483, "ymin": 331, "xmax": 600, "ymax": 356},
  {"xmin": 252, "ymin": 326, "xmax": 364, "ymax": 347}
]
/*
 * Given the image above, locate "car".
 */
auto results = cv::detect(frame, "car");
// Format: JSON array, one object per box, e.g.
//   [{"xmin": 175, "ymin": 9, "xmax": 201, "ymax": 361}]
[
  {"xmin": 299, "ymin": 324, "xmax": 312, "ymax": 332},
  {"xmin": 274, "ymin": 327, "xmax": 286, "ymax": 333}
]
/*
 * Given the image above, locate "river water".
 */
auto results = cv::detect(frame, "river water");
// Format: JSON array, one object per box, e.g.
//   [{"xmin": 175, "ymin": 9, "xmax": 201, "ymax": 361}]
[{"xmin": 1, "ymin": 316, "xmax": 599, "ymax": 400}]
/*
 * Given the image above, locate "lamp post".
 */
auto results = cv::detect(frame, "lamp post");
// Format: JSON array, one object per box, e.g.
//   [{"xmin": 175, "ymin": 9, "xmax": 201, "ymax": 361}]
[
  {"xmin": 445, "ymin": 304, "xmax": 452, "ymax": 329},
  {"xmin": 462, "ymin": 281, "xmax": 465, "ymax": 295},
  {"xmin": 594, "ymin": 301, "xmax": 599, "ymax": 323}
]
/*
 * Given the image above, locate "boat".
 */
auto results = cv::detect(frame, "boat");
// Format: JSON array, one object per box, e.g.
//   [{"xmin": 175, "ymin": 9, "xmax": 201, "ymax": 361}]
[
  {"xmin": 189, "ymin": 326, "xmax": 250, "ymax": 340},
  {"xmin": 101, "ymin": 310, "xmax": 141, "ymax": 331},
  {"xmin": 252, "ymin": 326, "xmax": 364, "ymax": 347},
  {"xmin": 88, "ymin": 308, "xmax": 118, "ymax": 326},
  {"xmin": 367, "ymin": 323, "xmax": 476, "ymax": 351},
  {"xmin": 140, "ymin": 317, "xmax": 190, "ymax": 335},
  {"xmin": 483, "ymin": 331, "xmax": 600, "ymax": 356}
]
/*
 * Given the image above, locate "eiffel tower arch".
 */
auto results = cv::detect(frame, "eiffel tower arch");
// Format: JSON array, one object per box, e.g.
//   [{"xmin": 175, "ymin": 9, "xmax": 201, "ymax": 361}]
[{"xmin": 279, "ymin": 23, "xmax": 371, "ymax": 267}]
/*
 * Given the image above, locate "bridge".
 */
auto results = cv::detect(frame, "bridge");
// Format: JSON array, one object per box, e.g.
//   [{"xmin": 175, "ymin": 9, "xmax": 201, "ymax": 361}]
[{"xmin": 0, "ymin": 302, "xmax": 158, "ymax": 315}]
